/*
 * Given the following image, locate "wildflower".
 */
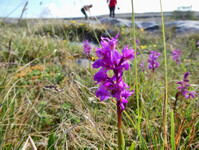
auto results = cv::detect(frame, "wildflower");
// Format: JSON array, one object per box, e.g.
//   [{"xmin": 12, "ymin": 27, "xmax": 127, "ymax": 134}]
[
  {"xmin": 93, "ymin": 33, "xmax": 134, "ymax": 149},
  {"xmin": 153, "ymin": 44, "xmax": 157, "ymax": 48},
  {"xmin": 79, "ymin": 23, "xmax": 84, "ymax": 26},
  {"xmin": 141, "ymin": 28, "xmax": 144, "ymax": 32},
  {"xmin": 196, "ymin": 40, "xmax": 199, "ymax": 48},
  {"xmin": 83, "ymin": 40, "xmax": 91, "ymax": 56},
  {"xmin": 141, "ymin": 45, "xmax": 146, "ymax": 49},
  {"xmin": 135, "ymin": 38, "xmax": 139, "ymax": 45},
  {"xmin": 71, "ymin": 20, "xmax": 76, "ymax": 24},
  {"xmin": 68, "ymin": 56, "xmax": 74, "ymax": 60},
  {"xmin": 176, "ymin": 72, "xmax": 197, "ymax": 99},
  {"xmin": 140, "ymin": 61, "xmax": 145, "ymax": 72},
  {"xmin": 172, "ymin": 49, "xmax": 181, "ymax": 64},
  {"xmin": 65, "ymin": 25, "xmax": 68, "ymax": 27},
  {"xmin": 148, "ymin": 50, "xmax": 160, "ymax": 72},
  {"xmin": 93, "ymin": 33, "xmax": 134, "ymax": 111}
]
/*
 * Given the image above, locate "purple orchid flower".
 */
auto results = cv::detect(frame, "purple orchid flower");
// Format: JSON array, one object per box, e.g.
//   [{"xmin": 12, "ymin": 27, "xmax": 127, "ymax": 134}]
[
  {"xmin": 140, "ymin": 61, "xmax": 145, "ymax": 72},
  {"xmin": 148, "ymin": 51, "xmax": 160, "ymax": 73},
  {"xmin": 172, "ymin": 49, "xmax": 181, "ymax": 64},
  {"xmin": 135, "ymin": 38, "xmax": 139, "ymax": 45},
  {"xmin": 93, "ymin": 33, "xmax": 134, "ymax": 111},
  {"xmin": 196, "ymin": 40, "xmax": 199, "ymax": 48},
  {"xmin": 83, "ymin": 40, "xmax": 91, "ymax": 56},
  {"xmin": 176, "ymin": 72, "xmax": 197, "ymax": 99}
]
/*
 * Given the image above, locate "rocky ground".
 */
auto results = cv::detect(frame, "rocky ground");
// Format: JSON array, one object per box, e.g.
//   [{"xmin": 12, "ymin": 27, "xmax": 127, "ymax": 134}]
[
  {"xmin": 2, "ymin": 11, "xmax": 199, "ymax": 35},
  {"xmin": 65, "ymin": 11, "xmax": 199, "ymax": 35}
]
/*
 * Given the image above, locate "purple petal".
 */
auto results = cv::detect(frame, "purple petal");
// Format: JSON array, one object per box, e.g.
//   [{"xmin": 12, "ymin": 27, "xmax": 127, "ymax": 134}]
[
  {"xmin": 96, "ymin": 85, "xmax": 111, "ymax": 101},
  {"xmin": 122, "ymin": 45, "xmax": 135, "ymax": 60},
  {"xmin": 156, "ymin": 52, "xmax": 160, "ymax": 56},
  {"xmin": 119, "ymin": 103, "xmax": 125, "ymax": 111},
  {"xmin": 110, "ymin": 50, "xmax": 121, "ymax": 64},
  {"xmin": 135, "ymin": 38, "xmax": 139, "ymax": 45},
  {"xmin": 184, "ymin": 72, "xmax": 189, "ymax": 80},
  {"xmin": 94, "ymin": 69, "xmax": 108, "ymax": 83},
  {"xmin": 115, "ymin": 32, "xmax": 119, "ymax": 39},
  {"xmin": 176, "ymin": 81, "xmax": 183, "ymax": 84},
  {"xmin": 121, "ymin": 98, "xmax": 128, "ymax": 104},
  {"xmin": 121, "ymin": 90, "xmax": 134, "ymax": 99},
  {"xmin": 95, "ymin": 49, "xmax": 104, "ymax": 58},
  {"xmin": 83, "ymin": 40, "xmax": 91, "ymax": 55},
  {"xmin": 92, "ymin": 59, "xmax": 102, "ymax": 68},
  {"xmin": 190, "ymin": 91, "xmax": 196, "ymax": 98},
  {"xmin": 119, "ymin": 61, "xmax": 129, "ymax": 70},
  {"xmin": 185, "ymin": 94, "xmax": 190, "ymax": 99},
  {"xmin": 155, "ymin": 62, "xmax": 159, "ymax": 68}
]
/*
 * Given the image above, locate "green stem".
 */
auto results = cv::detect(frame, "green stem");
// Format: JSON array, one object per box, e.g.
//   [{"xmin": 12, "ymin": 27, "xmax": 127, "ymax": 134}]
[
  {"xmin": 171, "ymin": 109, "xmax": 175, "ymax": 150},
  {"xmin": 123, "ymin": 110, "xmax": 137, "ymax": 130},
  {"xmin": 88, "ymin": 54, "xmax": 92, "ymax": 73},
  {"xmin": 160, "ymin": 0, "xmax": 168, "ymax": 149},
  {"xmin": 117, "ymin": 104, "xmax": 124, "ymax": 150},
  {"xmin": 131, "ymin": 0, "xmax": 141, "ymax": 147},
  {"xmin": 87, "ymin": 16, "xmax": 101, "ymax": 46}
]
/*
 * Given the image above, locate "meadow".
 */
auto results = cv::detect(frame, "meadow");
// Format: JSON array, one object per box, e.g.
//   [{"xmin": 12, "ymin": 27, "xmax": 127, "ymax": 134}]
[{"xmin": 0, "ymin": 11, "xmax": 199, "ymax": 149}]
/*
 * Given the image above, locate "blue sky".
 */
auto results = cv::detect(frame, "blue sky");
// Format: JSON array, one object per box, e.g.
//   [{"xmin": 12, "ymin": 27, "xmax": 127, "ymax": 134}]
[{"xmin": 0, "ymin": 0, "xmax": 198, "ymax": 18}]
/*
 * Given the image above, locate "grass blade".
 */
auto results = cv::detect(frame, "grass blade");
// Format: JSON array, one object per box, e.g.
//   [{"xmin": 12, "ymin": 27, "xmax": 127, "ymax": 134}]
[
  {"xmin": 143, "ymin": 106, "xmax": 158, "ymax": 150},
  {"xmin": 159, "ymin": 0, "xmax": 168, "ymax": 149},
  {"xmin": 129, "ymin": 141, "xmax": 136, "ymax": 150},
  {"xmin": 131, "ymin": 0, "xmax": 141, "ymax": 148},
  {"xmin": 171, "ymin": 109, "xmax": 175, "ymax": 150}
]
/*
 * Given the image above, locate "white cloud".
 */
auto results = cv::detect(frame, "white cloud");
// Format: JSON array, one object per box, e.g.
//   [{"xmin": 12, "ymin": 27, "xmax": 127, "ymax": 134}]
[
  {"xmin": 38, "ymin": 3, "xmax": 64, "ymax": 18},
  {"xmin": 25, "ymin": 0, "xmax": 199, "ymax": 18}
]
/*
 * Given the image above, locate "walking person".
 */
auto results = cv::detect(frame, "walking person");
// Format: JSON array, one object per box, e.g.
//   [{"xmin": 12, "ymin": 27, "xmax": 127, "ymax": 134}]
[
  {"xmin": 107, "ymin": 0, "xmax": 117, "ymax": 18},
  {"xmin": 81, "ymin": 4, "xmax": 93, "ymax": 20}
]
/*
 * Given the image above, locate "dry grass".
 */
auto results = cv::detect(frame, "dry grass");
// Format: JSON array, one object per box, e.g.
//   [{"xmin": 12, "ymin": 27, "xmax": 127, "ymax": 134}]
[{"xmin": 0, "ymin": 18, "xmax": 198, "ymax": 149}]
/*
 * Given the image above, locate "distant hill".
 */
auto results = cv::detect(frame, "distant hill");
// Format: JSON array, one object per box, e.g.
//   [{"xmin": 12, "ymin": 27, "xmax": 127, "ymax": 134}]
[
  {"xmin": 64, "ymin": 11, "xmax": 199, "ymax": 22},
  {"xmin": 1, "ymin": 11, "xmax": 199, "ymax": 24}
]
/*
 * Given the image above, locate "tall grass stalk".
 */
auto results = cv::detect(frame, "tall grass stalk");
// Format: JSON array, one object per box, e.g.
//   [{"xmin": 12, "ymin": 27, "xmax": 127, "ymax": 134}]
[
  {"xmin": 131, "ymin": 0, "xmax": 141, "ymax": 147},
  {"xmin": 123, "ymin": 111, "xmax": 136, "ymax": 130},
  {"xmin": 160, "ymin": 0, "xmax": 168, "ymax": 149},
  {"xmin": 143, "ymin": 106, "xmax": 158, "ymax": 149},
  {"xmin": 93, "ymin": 16, "xmax": 111, "ymax": 38},
  {"xmin": 171, "ymin": 109, "xmax": 175, "ymax": 150},
  {"xmin": 87, "ymin": 17, "xmax": 101, "ymax": 46}
]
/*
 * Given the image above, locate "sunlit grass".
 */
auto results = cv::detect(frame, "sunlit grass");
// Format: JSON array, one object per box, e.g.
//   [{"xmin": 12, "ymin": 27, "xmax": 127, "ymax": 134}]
[{"xmin": 0, "ymin": 15, "xmax": 198, "ymax": 149}]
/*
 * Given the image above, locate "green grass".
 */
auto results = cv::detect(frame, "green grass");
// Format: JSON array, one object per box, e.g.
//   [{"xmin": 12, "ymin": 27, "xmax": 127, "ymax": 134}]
[{"xmin": 0, "ymin": 18, "xmax": 198, "ymax": 149}]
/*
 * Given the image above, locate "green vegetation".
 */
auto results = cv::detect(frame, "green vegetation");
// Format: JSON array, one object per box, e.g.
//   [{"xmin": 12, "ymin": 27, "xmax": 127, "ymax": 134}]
[
  {"xmin": 171, "ymin": 6, "xmax": 196, "ymax": 20},
  {"xmin": 0, "ymin": 18, "xmax": 198, "ymax": 149}
]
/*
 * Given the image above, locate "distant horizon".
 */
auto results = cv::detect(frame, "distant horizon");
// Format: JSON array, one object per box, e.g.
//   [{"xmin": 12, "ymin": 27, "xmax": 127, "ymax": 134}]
[{"xmin": 2, "ymin": 10, "xmax": 199, "ymax": 20}]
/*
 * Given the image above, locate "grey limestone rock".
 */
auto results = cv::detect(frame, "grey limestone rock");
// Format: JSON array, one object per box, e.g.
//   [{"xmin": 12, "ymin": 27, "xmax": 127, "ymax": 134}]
[
  {"xmin": 98, "ymin": 18, "xmax": 199, "ymax": 34},
  {"xmin": 99, "ymin": 18, "xmax": 133, "ymax": 27},
  {"xmin": 99, "ymin": 18, "xmax": 159, "ymax": 30},
  {"xmin": 165, "ymin": 20, "xmax": 199, "ymax": 34},
  {"xmin": 76, "ymin": 58, "xmax": 90, "ymax": 68}
]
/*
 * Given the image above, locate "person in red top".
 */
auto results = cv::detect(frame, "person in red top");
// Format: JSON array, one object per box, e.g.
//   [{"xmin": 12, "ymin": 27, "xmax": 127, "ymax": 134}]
[{"xmin": 107, "ymin": 0, "xmax": 117, "ymax": 18}]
